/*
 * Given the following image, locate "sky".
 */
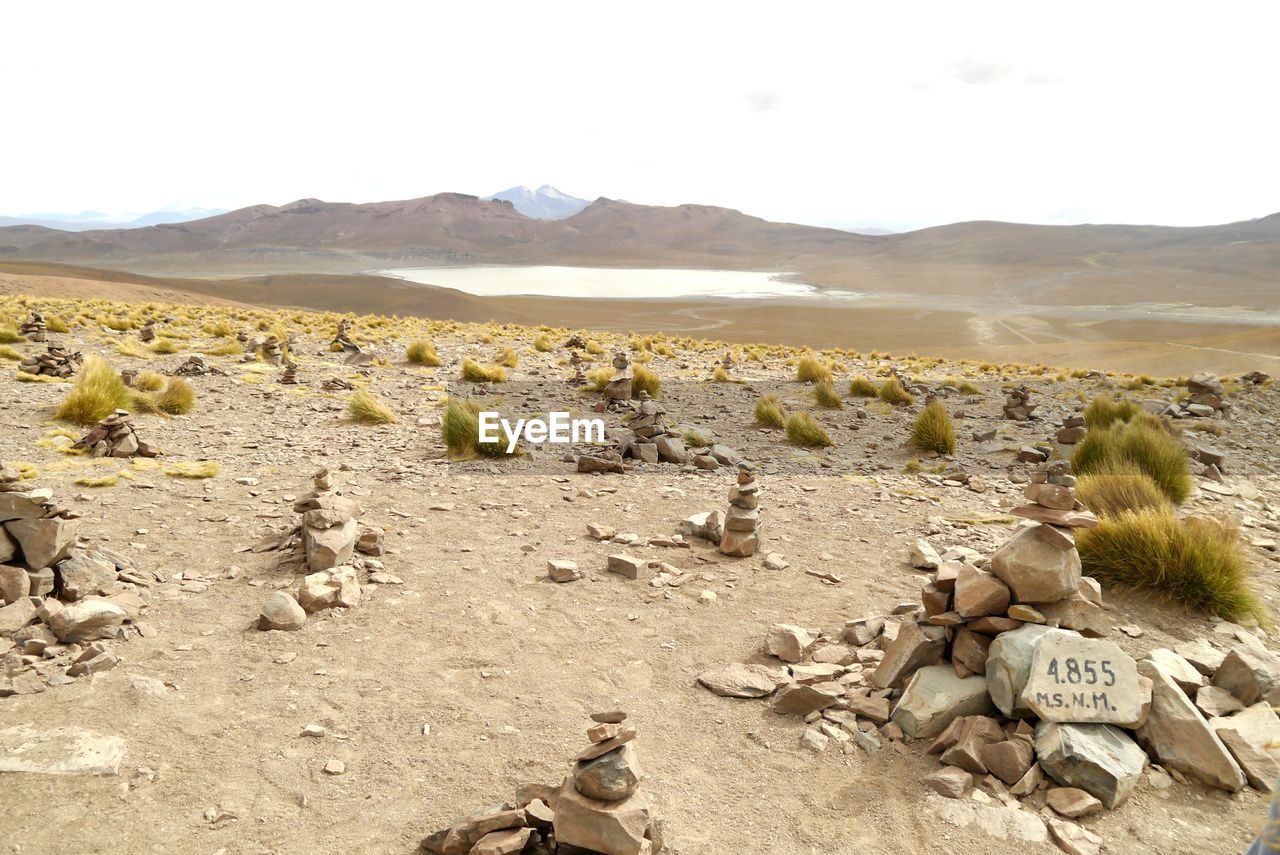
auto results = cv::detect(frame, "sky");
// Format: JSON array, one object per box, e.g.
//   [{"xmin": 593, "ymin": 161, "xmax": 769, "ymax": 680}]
[{"xmin": 2, "ymin": 1, "xmax": 1277, "ymax": 231}]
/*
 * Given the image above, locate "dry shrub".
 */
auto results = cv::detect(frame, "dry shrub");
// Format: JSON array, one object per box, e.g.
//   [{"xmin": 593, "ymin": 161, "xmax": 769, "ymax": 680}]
[
  {"xmin": 55, "ymin": 356, "xmax": 132, "ymax": 426},
  {"xmin": 755, "ymin": 394, "xmax": 786, "ymax": 428},
  {"xmin": 347, "ymin": 390, "xmax": 397, "ymax": 424},
  {"xmin": 909, "ymin": 399, "xmax": 956, "ymax": 454},
  {"xmin": 786, "ymin": 412, "xmax": 833, "ymax": 447}
]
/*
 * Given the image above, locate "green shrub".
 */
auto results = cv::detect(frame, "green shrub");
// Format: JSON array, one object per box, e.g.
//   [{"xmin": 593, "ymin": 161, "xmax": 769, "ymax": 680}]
[
  {"xmin": 785, "ymin": 412, "xmax": 833, "ymax": 447},
  {"xmin": 347, "ymin": 390, "xmax": 397, "ymax": 424},
  {"xmin": 1073, "ymin": 420, "xmax": 1191, "ymax": 504},
  {"xmin": 1084, "ymin": 397, "xmax": 1142, "ymax": 429},
  {"xmin": 813, "ymin": 381, "xmax": 843, "ymax": 409},
  {"xmin": 1079, "ymin": 509, "xmax": 1263, "ymax": 622},
  {"xmin": 796, "ymin": 355, "xmax": 832, "ymax": 384},
  {"xmin": 55, "ymin": 356, "xmax": 132, "ymax": 425},
  {"xmin": 754, "ymin": 394, "xmax": 786, "ymax": 428},
  {"xmin": 909, "ymin": 399, "xmax": 956, "ymax": 454},
  {"xmin": 1076, "ymin": 463, "xmax": 1171, "ymax": 517},
  {"xmin": 849, "ymin": 376, "xmax": 878, "ymax": 397},
  {"xmin": 878, "ymin": 378, "xmax": 915, "ymax": 406},
  {"xmin": 406, "ymin": 339, "xmax": 442, "ymax": 366},
  {"xmin": 461, "ymin": 358, "xmax": 507, "ymax": 383}
]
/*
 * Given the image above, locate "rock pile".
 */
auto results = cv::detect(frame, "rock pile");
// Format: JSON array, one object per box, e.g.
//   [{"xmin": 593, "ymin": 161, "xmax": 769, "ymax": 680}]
[
  {"xmin": 294, "ymin": 468, "xmax": 362, "ymax": 573},
  {"xmin": 279, "ymin": 360, "xmax": 300, "ymax": 385},
  {"xmin": 332, "ymin": 319, "xmax": 354, "ymax": 350},
  {"xmin": 564, "ymin": 333, "xmax": 587, "ymax": 349},
  {"xmin": 719, "ymin": 462, "xmax": 761, "ymax": 557},
  {"xmin": 72, "ymin": 411, "xmax": 160, "ymax": 459},
  {"xmin": 1241, "ymin": 371, "xmax": 1270, "ymax": 386},
  {"xmin": 614, "ymin": 393, "xmax": 688, "ymax": 465},
  {"xmin": 568, "ymin": 351, "xmax": 587, "ymax": 386},
  {"xmin": 1, "ymin": 465, "xmax": 155, "ymax": 695},
  {"xmin": 260, "ymin": 336, "xmax": 284, "ymax": 366},
  {"xmin": 1173, "ymin": 372, "xmax": 1231, "ymax": 419},
  {"xmin": 322, "ymin": 377, "xmax": 355, "ymax": 392},
  {"xmin": 1054, "ymin": 414, "xmax": 1086, "ymax": 445},
  {"xmin": 421, "ymin": 712, "xmax": 664, "ymax": 855},
  {"xmin": 17, "ymin": 344, "xmax": 81, "ymax": 378},
  {"xmin": 138, "ymin": 320, "xmax": 156, "ymax": 343},
  {"xmin": 1003, "ymin": 386, "xmax": 1036, "ymax": 421},
  {"xmin": 18, "ymin": 311, "xmax": 47, "ymax": 342},
  {"xmin": 697, "ymin": 471, "xmax": 1280, "ymax": 851},
  {"xmin": 174, "ymin": 354, "xmax": 214, "ymax": 376},
  {"xmin": 604, "ymin": 351, "xmax": 633, "ymax": 402}
]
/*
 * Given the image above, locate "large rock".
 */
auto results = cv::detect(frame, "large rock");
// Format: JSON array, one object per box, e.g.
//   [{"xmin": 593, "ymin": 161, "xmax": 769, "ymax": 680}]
[
  {"xmin": 4, "ymin": 516, "xmax": 80, "ymax": 570},
  {"xmin": 765, "ymin": 624, "xmax": 816, "ymax": 663},
  {"xmin": 892, "ymin": 665, "xmax": 995, "ymax": 738},
  {"xmin": 258, "ymin": 591, "xmax": 306, "ymax": 631},
  {"xmin": 302, "ymin": 518, "xmax": 358, "ymax": 572},
  {"xmin": 1146, "ymin": 648, "xmax": 1206, "ymax": 695},
  {"xmin": 696, "ymin": 663, "xmax": 788, "ymax": 698},
  {"xmin": 1035, "ymin": 722, "xmax": 1147, "ymax": 809},
  {"xmin": 0, "ymin": 529, "xmax": 15, "ymax": 564},
  {"xmin": 654, "ymin": 435, "xmax": 689, "ymax": 464},
  {"xmin": 1210, "ymin": 702, "xmax": 1280, "ymax": 762},
  {"xmin": 953, "ymin": 565, "xmax": 1010, "ymax": 618},
  {"xmin": 989, "ymin": 525, "xmax": 1081, "ymax": 603},
  {"xmin": 1213, "ymin": 645, "xmax": 1280, "ymax": 706},
  {"xmin": 0, "ymin": 564, "xmax": 29, "ymax": 605},
  {"xmin": 985, "ymin": 623, "xmax": 1058, "ymax": 717},
  {"xmin": 553, "ymin": 774, "xmax": 651, "ymax": 855},
  {"xmin": 56, "ymin": 553, "xmax": 117, "ymax": 601},
  {"xmin": 1217, "ymin": 728, "xmax": 1280, "ymax": 792},
  {"xmin": 1022, "ymin": 633, "xmax": 1141, "ymax": 724},
  {"xmin": 1038, "ymin": 593, "xmax": 1115, "ymax": 638},
  {"xmin": 772, "ymin": 681, "xmax": 842, "ymax": 716},
  {"xmin": 872, "ymin": 620, "xmax": 945, "ymax": 689},
  {"xmin": 1135, "ymin": 659, "xmax": 1244, "ymax": 791},
  {"xmin": 0, "ymin": 491, "xmax": 50, "ymax": 522},
  {"xmin": 573, "ymin": 743, "xmax": 643, "ymax": 801},
  {"xmin": 0, "ymin": 597, "xmax": 36, "ymax": 635},
  {"xmin": 297, "ymin": 566, "xmax": 361, "ymax": 613},
  {"xmin": 42, "ymin": 598, "xmax": 128, "ymax": 642},
  {"xmin": 910, "ymin": 538, "xmax": 942, "ymax": 570}
]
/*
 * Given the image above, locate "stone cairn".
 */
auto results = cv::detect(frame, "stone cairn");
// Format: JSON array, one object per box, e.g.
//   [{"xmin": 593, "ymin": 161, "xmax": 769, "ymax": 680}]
[
  {"xmin": 1175, "ymin": 372, "xmax": 1230, "ymax": 419},
  {"xmin": 422, "ymin": 711, "xmax": 665, "ymax": 855},
  {"xmin": 564, "ymin": 332, "xmax": 588, "ymax": 349},
  {"xmin": 1003, "ymin": 385, "xmax": 1036, "ymax": 421},
  {"xmin": 719, "ymin": 462, "xmax": 761, "ymax": 557},
  {"xmin": 258, "ymin": 468, "xmax": 387, "ymax": 632},
  {"xmin": 174, "ymin": 354, "xmax": 212, "ymax": 376},
  {"xmin": 279, "ymin": 359, "xmax": 300, "ymax": 385},
  {"xmin": 138, "ymin": 320, "xmax": 157, "ymax": 343},
  {"xmin": 18, "ymin": 344, "xmax": 81, "ymax": 378},
  {"xmin": 322, "ymin": 377, "xmax": 355, "ymax": 392},
  {"xmin": 568, "ymin": 351, "xmax": 587, "ymax": 386},
  {"xmin": 697, "ymin": 457, "xmax": 1279, "ymax": 852},
  {"xmin": 1, "ymin": 464, "xmax": 159, "ymax": 695},
  {"xmin": 72, "ymin": 410, "xmax": 160, "ymax": 458},
  {"xmin": 1054, "ymin": 414, "xmax": 1087, "ymax": 445},
  {"xmin": 260, "ymin": 336, "xmax": 284, "ymax": 366},
  {"xmin": 604, "ymin": 351, "xmax": 633, "ymax": 402},
  {"xmin": 18, "ymin": 311, "xmax": 47, "ymax": 342},
  {"xmin": 332, "ymin": 319, "xmax": 354, "ymax": 350},
  {"xmin": 1241, "ymin": 370, "xmax": 1270, "ymax": 386}
]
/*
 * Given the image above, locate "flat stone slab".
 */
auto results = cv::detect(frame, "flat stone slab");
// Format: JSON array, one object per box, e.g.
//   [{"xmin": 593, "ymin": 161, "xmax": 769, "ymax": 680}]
[
  {"xmin": 0, "ymin": 724, "xmax": 125, "ymax": 776},
  {"xmin": 1022, "ymin": 633, "xmax": 1140, "ymax": 724}
]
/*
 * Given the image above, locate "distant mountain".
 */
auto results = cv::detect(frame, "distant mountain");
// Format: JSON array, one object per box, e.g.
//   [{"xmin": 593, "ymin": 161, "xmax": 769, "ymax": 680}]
[
  {"xmin": 0, "ymin": 207, "xmax": 228, "ymax": 232},
  {"xmin": 484, "ymin": 185, "xmax": 589, "ymax": 220}
]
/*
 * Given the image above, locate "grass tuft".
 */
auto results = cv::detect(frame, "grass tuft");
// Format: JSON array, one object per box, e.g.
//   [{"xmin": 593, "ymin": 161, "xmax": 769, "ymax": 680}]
[
  {"xmin": 849, "ymin": 376, "xmax": 878, "ymax": 397},
  {"xmin": 1076, "ymin": 462, "xmax": 1171, "ymax": 517},
  {"xmin": 785, "ymin": 412, "xmax": 834, "ymax": 447},
  {"xmin": 812, "ymin": 381, "xmax": 843, "ymax": 409},
  {"xmin": 712, "ymin": 365, "xmax": 731, "ymax": 382},
  {"xmin": 909, "ymin": 399, "xmax": 956, "ymax": 454},
  {"xmin": 136, "ymin": 370, "xmax": 167, "ymax": 392},
  {"xmin": 496, "ymin": 345, "xmax": 520, "ymax": 368},
  {"xmin": 1084, "ymin": 397, "xmax": 1142, "ymax": 429},
  {"xmin": 1079, "ymin": 509, "xmax": 1263, "ymax": 622},
  {"xmin": 55, "ymin": 355, "xmax": 132, "ymax": 426},
  {"xmin": 796, "ymin": 355, "xmax": 833, "ymax": 384},
  {"xmin": 461, "ymin": 358, "xmax": 507, "ymax": 383},
  {"xmin": 754, "ymin": 394, "xmax": 787, "ymax": 428},
  {"xmin": 533, "ymin": 333, "xmax": 554, "ymax": 352},
  {"xmin": 1073, "ymin": 419, "xmax": 1191, "ymax": 504},
  {"xmin": 0, "ymin": 345, "xmax": 21, "ymax": 361},
  {"xmin": 633, "ymin": 366, "xmax": 661, "ymax": 398},
  {"xmin": 163, "ymin": 461, "xmax": 220, "ymax": 479},
  {"xmin": 406, "ymin": 339, "xmax": 443, "ymax": 366},
  {"xmin": 347, "ymin": 390, "xmax": 397, "ymax": 424},
  {"xmin": 156, "ymin": 377, "xmax": 196, "ymax": 415},
  {"xmin": 878, "ymin": 378, "xmax": 915, "ymax": 406}
]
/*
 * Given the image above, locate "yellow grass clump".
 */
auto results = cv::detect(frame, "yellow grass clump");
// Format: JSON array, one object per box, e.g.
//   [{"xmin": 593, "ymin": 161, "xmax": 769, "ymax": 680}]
[
  {"xmin": 909, "ymin": 399, "xmax": 956, "ymax": 454},
  {"xmin": 533, "ymin": 333, "xmax": 554, "ymax": 352},
  {"xmin": 813, "ymin": 381, "xmax": 843, "ymax": 409},
  {"xmin": 55, "ymin": 356, "xmax": 132, "ymax": 426},
  {"xmin": 878, "ymin": 378, "xmax": 915, "ymax": 406},
  {"xmin": 1073, "ymin": 419, "xmax": 1191, "ymax": 504},
  {"xmin": 848, "ymin": 376, "xmax": 878, "ymax": 397},
  {"xmin": 1084, "ymin": 396, "xmax": 1142, "ymax": 429},
  {"xmin": 0, "ymin": 326, "xmax": 22, "ymax": 344},
  {"xmin": 406, "ymin": 339, "xmax": 443, "ymax": 366},
  {"xmin": 754, "ymin": 394, "xmax": 786, "ymax": 428},
  {"xmin": 163, "ymin": 461, "xmax": 221, "ymax": 479},
  {"xmin": 45, "ymin": 316, "xmax": 70, "ymax": 334},
  {"xmin": 796, "ymin": 354, "xmax": 833, "ymax": 384},
  {"xmin": 785, "ymin": 412, "xmax": 833, "ymax": 447},
  {"xmin": 151, "ymin": 337, "xmax": 180, "ymax": 354},
  {"xmin": 0, "ymin": 345, "xmax": 21, "ymax": 361},
  {"xmin": 461, "ymin": 358, "xmax": 507, "ymax": 383},
  {"xmin": 633, "ymin": 366, "xmax": 661, "ymax": 398},
  {"xmin": 136, "ymin": 370, "xmax": 167, "ymax": 392},
  {"xmin": 156, "ymin": 377, "xmax": 196, "ymax": 415},
  {"xmin": 347, "ymin": 390, "xmax": 397, "ymax": 424},
  {"xmin": 712, "ymin": 365, "xmax": 731, "ymax": 382},
  {"xmin": 497, "ymin": 345, "xmax": 520, "ymax": 368},
  {"xmin": 1075, "ymin": 463, "xmax": 1171, "ymax": 517},
  {"xmin": 1079, "ymin": 509, "xmax": 1263, "ymax": 622}
]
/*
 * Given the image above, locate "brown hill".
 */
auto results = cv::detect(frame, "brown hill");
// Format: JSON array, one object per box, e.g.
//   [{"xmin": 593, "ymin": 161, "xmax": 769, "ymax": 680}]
[{"xmin": 2, "ymin": 195, "xmax": 1278, "ymax": 307}]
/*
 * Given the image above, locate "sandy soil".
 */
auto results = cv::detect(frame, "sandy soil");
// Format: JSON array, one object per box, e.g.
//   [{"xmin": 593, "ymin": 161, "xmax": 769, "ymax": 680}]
[{"xmin": 3, "ymin": 298, "xmax": 1280, "ymax": 854}]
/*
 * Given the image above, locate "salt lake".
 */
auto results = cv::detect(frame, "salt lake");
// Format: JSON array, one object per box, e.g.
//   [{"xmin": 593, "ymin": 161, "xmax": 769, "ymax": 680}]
[{"xmin": 377, "ymin": 265, "xmax": 818, "ymax": 299}]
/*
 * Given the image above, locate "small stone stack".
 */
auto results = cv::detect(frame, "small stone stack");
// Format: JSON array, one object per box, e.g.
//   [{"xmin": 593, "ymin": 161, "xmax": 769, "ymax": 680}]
[
  {"xmin": 1003, "ymin": 385, "xmax": 1036, "ymax": 421},
  {"xmin": 72, "ymin": 411, "xmax": 160, "ymax": 459},
  {"xmin": 568, "ymin": 351, "xmax": 586, "ymax": 386},
  {"xmin": 235, "ymin": 329, "xmax": 250, "ymax": 347},
  {"xmin": 260, "ymin": 336, "xmax": 284, "ymax": 366},
  {"xmin": 174, "ymin": 354, "xmax": 210, "ymax": 376},
  {"xmin": 279, "ymin": 360, "xmax": 299, "ymax": 385},
  {"xmin": 421, "ymin": 712, "xmax": 663, "ymax": 855},
  {"xmin": 138, "ymin": 320, "xmax": 156, "ymax": 343},
  {"xmin": 1055, "ymin": 414, "xmax": 1086, "ymax": 445},
  {"xmin": 604, "ymin": 351, "xmax": 633, "ymax": 401},
  {"xmin": 564, "ymin": 333, "xmax": 587, "ymax": 349},
  {"xmin": 622, "ymin": 393, "xmax": 668, "ymax": 464},
  {"xmin": 719, "ymin": 462, "xmax": 761, "ymax": 557},
  {"xmin": 18, "ymin": 345, "xmax": 81, "ymax": 378},
  {"xmin": 19, "ymin": 311, "xmax": 47, "ymax": 342},
  {"xmin": 1177, "ymin": 372, "xmax": 1230, "ymax": 419},
  {"xmin": 332, "ymin": 319, "xmax": 353, "ymax": 350},
  {"xmin": 293, "ymin": 468, "xmax": 362, "ymax": 573},
  {"xmin": 1241, "ymin": 371, "xmax": 1270, "ymax": 386},
  {"xmin": 322, "ymin": 377, "xmax": 355, "ymax": 392}
]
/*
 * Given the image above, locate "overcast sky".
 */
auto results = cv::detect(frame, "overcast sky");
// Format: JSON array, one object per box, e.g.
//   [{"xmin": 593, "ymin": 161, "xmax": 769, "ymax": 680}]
[{"xmin": 3, "ymin": 1, "xmax": 1277, "ymax": 230}]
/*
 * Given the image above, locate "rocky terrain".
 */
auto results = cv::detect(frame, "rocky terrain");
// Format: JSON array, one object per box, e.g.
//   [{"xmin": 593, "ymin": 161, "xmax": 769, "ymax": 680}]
[{"xmin": 3, "ymin": 291, "xmax": 1280, "ymax": 854}]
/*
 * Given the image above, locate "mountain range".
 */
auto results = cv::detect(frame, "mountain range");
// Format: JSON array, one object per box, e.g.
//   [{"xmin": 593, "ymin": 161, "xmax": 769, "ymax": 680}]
[
  {"xmin": 1, "ymin": 193, "xmax": 1277, "ymax": 308},
  {"xmin": 0, "ymin": 207, "xmax": 228, "ymax": 232}
]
